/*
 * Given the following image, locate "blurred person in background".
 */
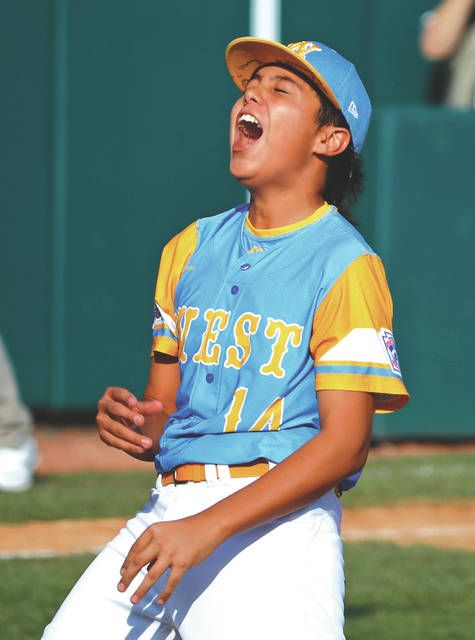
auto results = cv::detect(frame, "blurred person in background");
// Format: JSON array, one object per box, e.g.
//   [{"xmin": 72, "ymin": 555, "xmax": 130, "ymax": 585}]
[
  {"xmin": 0, "ymin": 333, "xmax": 38, "ymax": 491},
  {"xmin": 420, "ymin": 0, "xmax": 475, "ymax": 107}
]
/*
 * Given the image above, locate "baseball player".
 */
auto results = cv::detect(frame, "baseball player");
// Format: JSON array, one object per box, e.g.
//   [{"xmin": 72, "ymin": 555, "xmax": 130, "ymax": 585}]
[{"xmin": 42, "ymin": 37, "xmax": 409, "ymax": 640}]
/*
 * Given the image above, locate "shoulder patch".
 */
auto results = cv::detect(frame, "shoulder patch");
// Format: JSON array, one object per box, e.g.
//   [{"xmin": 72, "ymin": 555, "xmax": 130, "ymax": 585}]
[
  {"xmin": 153, "ymin": 302, "xmax": 163, "ymax": 323},
  {"xmin": 379, "ymin": 328, "xmax": 401, "ymax": 376}
]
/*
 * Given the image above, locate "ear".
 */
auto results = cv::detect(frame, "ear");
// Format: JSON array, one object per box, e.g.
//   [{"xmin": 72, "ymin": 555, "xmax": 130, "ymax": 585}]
[{"xmin": 313, "ymin": 125, "xmax": 351, "ymax": 157}]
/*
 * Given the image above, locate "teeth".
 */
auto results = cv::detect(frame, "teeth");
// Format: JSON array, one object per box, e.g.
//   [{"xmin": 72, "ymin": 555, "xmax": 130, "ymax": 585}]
[{"xmin": 239, "ymin": 113, "xmax": 261, "ymax": 128}]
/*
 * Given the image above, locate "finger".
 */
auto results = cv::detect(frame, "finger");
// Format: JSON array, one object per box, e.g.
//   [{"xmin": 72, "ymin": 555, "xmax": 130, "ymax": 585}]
[
  {"xmin": 99, "ymin": 399, "xmax": 144, "ymax": 427},
  {"xmin": 104, "ymin": 387, "xmax": 138, "ymax": 406},
  {"xmin": 119, "ymin": 552, "xmax": 155, "ymax": 594},
  {"xmin": 98, "ymin": 426, "xmax": 151, "ymax": 454},
  {"xmin": 135, "ymin": 399, "xmax": 164, "ymax": 416},
  {"xmin": 98, "ymin": 415, "xmax": 153, "ymax": 451},
  {"xmin": 157, "ymin": 566, "xmax": 185, "ymax": 605},
  {"xmin": 119, "ymin": 532, "xmax": 154, "ymax": 589},
  {"xmin": 130, "ymin": 558, "xmax": 171, "ymax": 604}
]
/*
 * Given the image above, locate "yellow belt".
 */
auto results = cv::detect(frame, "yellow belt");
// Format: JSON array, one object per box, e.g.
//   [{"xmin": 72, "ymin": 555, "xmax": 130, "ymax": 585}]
[
  {"xmin": 161, "ymin": 460, "xmax": 271, "ymax": 486},
  {"xmin": 161, "ymin": 460, "xmax": 342, "ymax": 496}
]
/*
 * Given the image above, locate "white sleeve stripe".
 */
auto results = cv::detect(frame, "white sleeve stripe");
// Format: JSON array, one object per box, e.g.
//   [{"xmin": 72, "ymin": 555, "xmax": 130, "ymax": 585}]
[
  {"xmin": 318, "ymin": 328, "xmax": 391, "ymax": 366},
  {"xmin": 153, "ymin": 304, "xmax": 177, "ymax": 336}
]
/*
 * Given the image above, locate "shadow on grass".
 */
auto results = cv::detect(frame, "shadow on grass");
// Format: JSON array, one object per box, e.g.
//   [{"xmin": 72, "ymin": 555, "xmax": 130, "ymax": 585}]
[{"xmin": 345, "ymin": 603, "xmax": 377, "ymax": 619}]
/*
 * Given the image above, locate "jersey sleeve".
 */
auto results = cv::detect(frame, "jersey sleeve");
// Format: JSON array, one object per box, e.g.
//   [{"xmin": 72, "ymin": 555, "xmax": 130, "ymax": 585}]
[
  {"xmin": 151, "ymin": 221, "xmax": 198, "ymax": 358},
  {"xmin": 310, "ymin": 253, "xmax": 409, "ymax": 413}
]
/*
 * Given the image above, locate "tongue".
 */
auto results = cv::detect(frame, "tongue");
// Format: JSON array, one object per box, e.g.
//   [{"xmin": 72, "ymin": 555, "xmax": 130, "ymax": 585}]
[{"xmin": 233, "ymin": 126, "xmax": 259, "ymax": 152}]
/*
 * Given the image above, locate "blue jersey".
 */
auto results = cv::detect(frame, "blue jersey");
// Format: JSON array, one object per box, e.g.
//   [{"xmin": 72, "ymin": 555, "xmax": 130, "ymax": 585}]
[{"xmin": 151, "ymin": 202, "xmax": 408, "ymax": 489}]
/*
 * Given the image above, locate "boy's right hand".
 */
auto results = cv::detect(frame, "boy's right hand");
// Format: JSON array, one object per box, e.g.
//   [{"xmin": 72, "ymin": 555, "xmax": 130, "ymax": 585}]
[{"xmin": 96, "ymin": 387, "xmax": 163, "ymax": 457}]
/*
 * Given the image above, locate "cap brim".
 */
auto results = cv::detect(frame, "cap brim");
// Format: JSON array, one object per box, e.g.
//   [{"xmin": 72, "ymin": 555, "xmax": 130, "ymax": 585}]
[{"xmin": 225, "ymin": 37, "xmax": 341, "ymax": 110}]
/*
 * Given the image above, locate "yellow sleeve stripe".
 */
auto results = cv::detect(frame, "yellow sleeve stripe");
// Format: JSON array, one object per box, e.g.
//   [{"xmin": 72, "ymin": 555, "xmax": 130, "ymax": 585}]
[
  {"xmin": 315, "ymin": 373, "xmax": 409, "ymax": 413},
  {"xmin": 315, "ymin": 363, "xmax": 400, "ymax": 379},
  {"xmin": 318, "ymin": 359, "xmax": 392, "ymax": 371},
  {"xmin": 153, "ymin": 221, "xmax": 198, "ymax": 323},
  {"xmin": 151, "ymin": 221, "xmax": 198, "ymax": 356},
  {"xmin": 151, "ymin": 336, "xmax": 178, "ymax": 358},
  {"xmin": 311, "ymin": 254, "xmax": 393, "ymax": 363}
]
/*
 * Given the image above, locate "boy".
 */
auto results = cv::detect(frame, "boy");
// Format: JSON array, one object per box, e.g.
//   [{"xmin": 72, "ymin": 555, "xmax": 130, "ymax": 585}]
[{"xmin": 43, "ymin": 37, "xmax": 408, "ymax": 640}]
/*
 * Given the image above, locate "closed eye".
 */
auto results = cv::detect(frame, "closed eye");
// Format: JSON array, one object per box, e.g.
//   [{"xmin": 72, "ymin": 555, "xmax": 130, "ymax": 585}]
[{"xmin": 275, "ymin": 87, "xmax": 288, "ymax": 94}]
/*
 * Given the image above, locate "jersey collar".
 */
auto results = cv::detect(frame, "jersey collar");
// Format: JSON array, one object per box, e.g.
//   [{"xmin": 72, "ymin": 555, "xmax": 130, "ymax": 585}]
[{"xmin": 244, "ymin": 202, "xmax": 332, "ymax": 238}]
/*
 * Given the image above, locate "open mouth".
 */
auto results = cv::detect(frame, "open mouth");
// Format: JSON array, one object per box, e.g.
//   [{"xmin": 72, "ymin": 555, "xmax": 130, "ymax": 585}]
[{"xmin": 237, "ymin": 113, "xmax": 263, "ymax": 140}]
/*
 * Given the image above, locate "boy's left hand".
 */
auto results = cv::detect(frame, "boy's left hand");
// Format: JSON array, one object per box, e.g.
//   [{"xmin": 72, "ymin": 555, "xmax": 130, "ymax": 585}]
[{"xmin": 118, "ymin": 514, "xmax": 223, "ymax": 605}]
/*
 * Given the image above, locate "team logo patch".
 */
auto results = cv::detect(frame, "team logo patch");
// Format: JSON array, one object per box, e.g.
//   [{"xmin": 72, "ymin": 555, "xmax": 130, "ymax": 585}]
[
  {"xmin": 287, "ymin": 41, "xmax": 322, "ymax": 59},
  {"xmin": 153, "ymin": 302, "xmax": 163, "ymax": 324},
  {"xmin": 379, "ymin": 328, "xmax": 401, "ymax": 376},
  {"xmin": 348, "ymin": 100, "xmax": 359, "ymax": 119}
]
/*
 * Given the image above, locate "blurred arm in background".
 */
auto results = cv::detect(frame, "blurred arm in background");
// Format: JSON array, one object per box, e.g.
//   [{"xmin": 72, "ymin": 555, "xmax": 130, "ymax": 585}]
[
  {"xmin": 421, "ymin": 0, "xmax": 475, "ymax": 59},
  {"xmin": 421, "ymin": 0, "xmax": 475, "ymax": 106}
]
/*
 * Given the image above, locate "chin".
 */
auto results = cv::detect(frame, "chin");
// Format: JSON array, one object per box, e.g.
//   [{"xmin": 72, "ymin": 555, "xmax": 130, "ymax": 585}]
[
  {"xmin": 230, "ymin": 156, "xmax": 259, "ymax": 186},
  {"xmin": 229, "ymin": 169, "xmax": 255, "ymax": 192}
]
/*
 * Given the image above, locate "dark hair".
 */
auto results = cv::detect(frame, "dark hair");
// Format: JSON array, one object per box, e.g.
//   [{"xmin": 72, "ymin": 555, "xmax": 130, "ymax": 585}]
[{"xmin": 312, "ymin": 85, "xmax": 363, "ymax": 222}]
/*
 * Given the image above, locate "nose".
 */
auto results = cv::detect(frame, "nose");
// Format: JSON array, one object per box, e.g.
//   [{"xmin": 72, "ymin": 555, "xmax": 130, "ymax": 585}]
[{"xmin": 243, "ymin": 80, "xmax": 261, "ymax": 105}]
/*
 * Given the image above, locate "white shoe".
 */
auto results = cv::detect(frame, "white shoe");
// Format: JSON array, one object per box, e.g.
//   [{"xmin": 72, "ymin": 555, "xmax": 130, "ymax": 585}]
[{"xmin": 0, "ymin": 436, "xmax": 39, "ymax": 491}]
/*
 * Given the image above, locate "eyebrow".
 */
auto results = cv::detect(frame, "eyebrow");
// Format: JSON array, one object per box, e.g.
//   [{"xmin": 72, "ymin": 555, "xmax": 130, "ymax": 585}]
[
  {"xmin": 275, "ymin": 74, "xmax": 300, "ymax": 86},
  {"xmin": 249, "ymin": 69, "xmax": 302, "ymax": 89}
]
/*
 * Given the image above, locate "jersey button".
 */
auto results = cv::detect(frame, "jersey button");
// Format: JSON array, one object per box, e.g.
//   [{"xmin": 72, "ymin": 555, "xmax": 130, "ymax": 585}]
[
  {"xmin": 240, "ymin": 263, "xmax": 251, "ymax": 271},
  {"xmin": 231, "ymin": 285, "xmax": 239, "ymax": 294},
  {"xmin": 206, "ymin": 373, "xmax": 214, "ymax": 383}
]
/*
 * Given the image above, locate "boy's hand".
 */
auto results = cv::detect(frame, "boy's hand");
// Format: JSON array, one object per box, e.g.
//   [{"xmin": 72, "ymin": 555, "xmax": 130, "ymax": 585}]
[
  {"xmin": 96, "ymin": 386, "xmax": 163, "ymax": 456},
  {"xmin": 118, "ymin": 513, "xmax": 223, "ymax": 605}
]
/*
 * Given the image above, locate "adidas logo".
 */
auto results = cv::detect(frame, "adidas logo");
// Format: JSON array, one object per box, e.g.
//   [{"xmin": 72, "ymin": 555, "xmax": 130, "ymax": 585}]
[
  {"xmin": 348, "ymin": 100, "xmax": 359, "ymax": 119},
  {"xmin": 248, "ymin": 245, "xmax": 264, "ymax": 254}
]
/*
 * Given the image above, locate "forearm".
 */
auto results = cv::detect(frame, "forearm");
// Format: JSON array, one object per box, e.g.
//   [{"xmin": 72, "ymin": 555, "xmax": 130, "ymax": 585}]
[
  {"xmin": 130, "ymin": 392, "xmax": 171, "ymax": 459},
  {"xmin": 132, "ymin": 358, "xmax": 179, "ymax": 458},
  {"xmin": 422, "ymin": 0, "xmax": 475, "ymax": 59},
  {"xmin": 202, "ymin": 398, "xmax": 373, "ymax": 542},
  {"xmin": 97, "ymin": 367, "xmax": 177, "ymax": 463},
  {"xmin": 129, "ymin": 359, "xmax": 179, "ymax": 461},
  {"xmin": 119, "ymin": 392, "xmax": 374, "ymax": 606}
]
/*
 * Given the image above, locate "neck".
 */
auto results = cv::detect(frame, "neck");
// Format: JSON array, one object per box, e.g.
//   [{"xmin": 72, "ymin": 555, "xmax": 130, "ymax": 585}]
[{"xmin": 248, "ymin": 184, "xmax": 325, "ymax": 230}]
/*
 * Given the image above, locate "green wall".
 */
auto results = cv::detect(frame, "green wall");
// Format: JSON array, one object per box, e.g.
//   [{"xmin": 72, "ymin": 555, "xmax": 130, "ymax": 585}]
[
  {"xmin": 2, "ymin": 2, "xmax": 473, "ymax": 438},
  {"xmin": 355, "ymin": 108, "xmax": 475, "ymax": 438},
  {"xmin": 282, "ymin": 0, "xmax": 432, "ymax": 105},
  {"xmin": 0, "ymin": 1, "xmax": 54, "ymax": 404},
  {"xmin": 1, "ymin": 0, "xmax": 246, "ymax": 407}
]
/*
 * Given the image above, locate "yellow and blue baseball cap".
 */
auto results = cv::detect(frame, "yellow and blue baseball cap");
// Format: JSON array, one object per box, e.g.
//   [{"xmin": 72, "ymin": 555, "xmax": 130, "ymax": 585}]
[{"xmin": 226, "ymin": 37, "xmax": 371, "ymax": 154}]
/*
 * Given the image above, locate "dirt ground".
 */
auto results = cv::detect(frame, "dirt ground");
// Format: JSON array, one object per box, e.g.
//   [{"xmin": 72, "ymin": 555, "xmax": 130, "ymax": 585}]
[
  {"xmin": 35, "ymin": 425, "xmax": 148, "ymax": 475},
  {"xmin": 34, "ymin": 425, "xmax": 475, "ymax": 475},
  {"xmin": 1, "ymin": 426, "xmax": 474, "ymax": 558},
  {"xmin": 2, "ymin": 500, "xmax": 475, "ymax": 559}
]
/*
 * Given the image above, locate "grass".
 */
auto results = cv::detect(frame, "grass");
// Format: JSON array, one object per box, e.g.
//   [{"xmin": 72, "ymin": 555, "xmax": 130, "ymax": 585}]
[
  {"xmin": 0, "ymin": 451, "xmax": 474, "ymax": 523},
  {"xmin": 1, "ymin": 544, "xmax": 474, "ymax": 639},
  {"xmin": 0, "ymin": 553, "xmax": 94, "ymax": 639},
  {"xmin": 344, "ymin": 542, "xmax": 475, "ymax": 639},
  {"xmin": 341, "ymin": 451, "xmax": 475, "ymax": 508},
  {"xmin": 1, "ymin": 452, "xmax": 474, "ymax": 638},
  {"xmin": 0, "ymin": 471, "xmax": 155, "ymax": 523}
]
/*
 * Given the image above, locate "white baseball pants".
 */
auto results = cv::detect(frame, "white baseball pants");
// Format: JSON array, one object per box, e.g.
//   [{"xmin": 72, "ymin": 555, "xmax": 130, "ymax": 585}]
[{"xmin": 42, "ymin": 471, "xmax": 345, "ymax": 640}]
